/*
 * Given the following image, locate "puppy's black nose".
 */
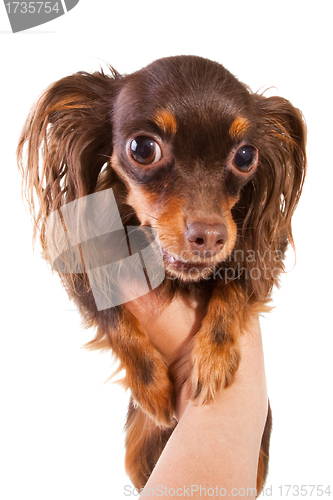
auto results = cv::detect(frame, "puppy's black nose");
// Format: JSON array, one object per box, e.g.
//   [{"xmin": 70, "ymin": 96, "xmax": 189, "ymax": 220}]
[{"xmin": 185, "ymin": 222, "xmax": 228, "ymax": 257}]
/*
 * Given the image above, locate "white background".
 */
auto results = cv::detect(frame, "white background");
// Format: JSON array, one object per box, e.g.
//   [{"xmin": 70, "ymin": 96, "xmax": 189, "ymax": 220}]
[{"xmin": 1, "ymin": 1, "xmax": 332, "ymax": 498}]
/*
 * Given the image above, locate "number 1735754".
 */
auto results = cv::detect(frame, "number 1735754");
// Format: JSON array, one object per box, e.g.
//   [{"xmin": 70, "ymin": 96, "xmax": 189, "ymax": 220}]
[
  {"xmin": 277, "ymin": 485, "xmax": 331, "ymax": 496},
  {"xmin": 5, "ymin": 2, "xmax": 60, "ymax": 14}
]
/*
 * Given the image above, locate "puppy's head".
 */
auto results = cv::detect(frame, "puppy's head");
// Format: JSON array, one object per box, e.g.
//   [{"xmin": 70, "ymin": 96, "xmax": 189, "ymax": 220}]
[
  {"xmin": 18, "ymin": 56, "xmax": 306, "ymax": 292},
  {"xmin": 109, "ymin": 56, "xmax": 306, "ymax": 283}
]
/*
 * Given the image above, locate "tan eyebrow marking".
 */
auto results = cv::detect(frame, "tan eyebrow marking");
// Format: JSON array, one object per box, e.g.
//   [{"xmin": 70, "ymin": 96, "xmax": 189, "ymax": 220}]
[
  {"xmin": 154, "ymin": 109, "xmax": 177, "ymax": 135},
  {"xmin": 229, "ymin": 117, "xmax": 250, "ymax": 138}
]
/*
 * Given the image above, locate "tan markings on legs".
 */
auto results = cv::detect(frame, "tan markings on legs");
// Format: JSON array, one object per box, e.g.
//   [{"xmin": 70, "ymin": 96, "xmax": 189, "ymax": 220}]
[{"xmin": 111, "ymin": 310, "xmax": 174, "ymax": 427}]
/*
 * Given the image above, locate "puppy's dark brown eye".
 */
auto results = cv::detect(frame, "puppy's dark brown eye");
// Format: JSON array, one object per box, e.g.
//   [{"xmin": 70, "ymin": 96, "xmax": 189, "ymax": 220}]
[
  {"xmin": 233, "ymin": 145, "xmax": 258, "ymax": 172},
  {"xmin": 128, "ymin": 136, "xmax": 162, "ymax": 165}
]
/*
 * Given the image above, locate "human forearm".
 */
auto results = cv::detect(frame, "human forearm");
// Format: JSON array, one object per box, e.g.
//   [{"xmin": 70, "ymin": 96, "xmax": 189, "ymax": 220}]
[{"xmin": 140, "ymin": 317, "xmax": 268, "ymax": 498}]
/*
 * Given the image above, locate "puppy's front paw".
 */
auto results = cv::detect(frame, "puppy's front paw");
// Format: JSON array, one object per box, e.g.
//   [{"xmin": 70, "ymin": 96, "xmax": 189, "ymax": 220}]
[
  {"xmin": 128, "ymin": 356, "xmax": 174, "ymax": 428},
  {"xmin": 190, "ymin": 335, "xmax": 240, "ymax": 405}
]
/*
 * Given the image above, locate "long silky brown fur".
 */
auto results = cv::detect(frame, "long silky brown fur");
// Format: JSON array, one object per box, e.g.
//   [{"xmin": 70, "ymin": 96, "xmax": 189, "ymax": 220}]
[{"xmin": 17, "ymin": 56, "xmax": 306, "ymax": 495}]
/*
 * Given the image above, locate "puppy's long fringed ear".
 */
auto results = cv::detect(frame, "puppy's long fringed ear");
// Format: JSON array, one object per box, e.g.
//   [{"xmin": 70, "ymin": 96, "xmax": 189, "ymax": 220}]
[
  {"xmin": 233, "ymin": 94, "xmax": 307, "ymax": 300},
  {"xmin": 17, "ymin": 68, "xmax": 121, "ymax": 248}
]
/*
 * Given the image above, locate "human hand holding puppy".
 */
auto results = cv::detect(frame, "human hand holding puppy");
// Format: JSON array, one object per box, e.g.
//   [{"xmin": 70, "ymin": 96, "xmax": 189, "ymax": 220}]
[{"xmin": 127, "ymin": 291, "xmax": 269, "ymax": 497}]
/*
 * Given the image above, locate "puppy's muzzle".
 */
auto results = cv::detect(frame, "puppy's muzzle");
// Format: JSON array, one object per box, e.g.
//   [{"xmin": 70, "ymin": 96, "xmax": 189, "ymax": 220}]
[{"xmin": 185, "ymin": 222, "xmax": 228, "ymax": 258}]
